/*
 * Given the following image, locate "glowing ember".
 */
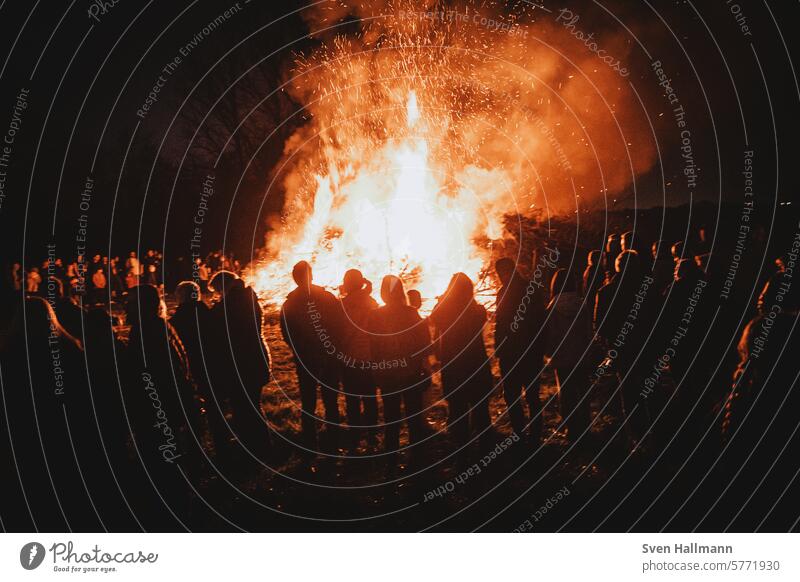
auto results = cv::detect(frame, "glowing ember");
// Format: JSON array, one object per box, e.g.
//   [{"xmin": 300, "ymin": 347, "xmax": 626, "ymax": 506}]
[
  {"xmin": 251, "ymin": 89, "xmax": 504, "ymax": 307},
  {"xmin": 248, "ymin": 0, "xmax": 657, "ymax": 308}
]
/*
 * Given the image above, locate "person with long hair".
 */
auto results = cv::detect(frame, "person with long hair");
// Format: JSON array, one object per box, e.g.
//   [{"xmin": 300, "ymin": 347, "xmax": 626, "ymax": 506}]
[
  {"xmin": 430, "ymin": 273, "xmax": 494, "ymax": 447},
  {"xmin": 369, "ymin": 275, "xmax": 431, "ymax": 458}
]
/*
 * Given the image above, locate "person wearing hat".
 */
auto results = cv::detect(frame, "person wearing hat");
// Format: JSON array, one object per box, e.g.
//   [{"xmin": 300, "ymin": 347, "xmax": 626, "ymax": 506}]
[{"xmin": 338, "ymin": 269, "xmax": 379, "ymax": 450}]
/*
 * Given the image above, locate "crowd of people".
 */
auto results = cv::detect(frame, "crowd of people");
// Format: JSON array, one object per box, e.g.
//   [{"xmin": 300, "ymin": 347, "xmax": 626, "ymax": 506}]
[
  {"xmin": 14, "ymin": 249, "xmax": 241, "ymax": 306},
  {"xmin": 0, "ymin": 225, "xmax": 798, "ymax": 530},
  {"xmin": 0, "ymin": 249, "xmax": 258, "ymax": 530},
  {"xmin": 277, "ymin": 227, "xmax": 798, "ymax": 468}
]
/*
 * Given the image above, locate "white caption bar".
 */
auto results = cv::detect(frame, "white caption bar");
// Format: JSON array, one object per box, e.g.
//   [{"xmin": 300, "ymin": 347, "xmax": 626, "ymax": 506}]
[{"xmin": 0, "ymin": 533, "xmax": 796, "ymax": 581}]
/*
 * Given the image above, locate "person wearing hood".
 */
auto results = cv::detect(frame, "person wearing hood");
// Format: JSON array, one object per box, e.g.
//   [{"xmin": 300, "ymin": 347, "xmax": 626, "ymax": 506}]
[
  {"xmin": 431, "ymin": 273, "xmax": 494, "ymax": 447},
  {"xmin": 369, "ymin": 275, "xmax": 431, "ymax": 457}
]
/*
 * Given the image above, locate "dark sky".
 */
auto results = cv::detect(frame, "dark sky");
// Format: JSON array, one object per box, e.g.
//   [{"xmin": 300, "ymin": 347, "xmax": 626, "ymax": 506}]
[{"xmin": 0, "ymin": 0, "xmax": 797, "ymax": 265}]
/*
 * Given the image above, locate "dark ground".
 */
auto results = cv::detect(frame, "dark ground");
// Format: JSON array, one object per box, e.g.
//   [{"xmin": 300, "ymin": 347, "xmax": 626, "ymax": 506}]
[{"xmin": 152, "ymin": 307, "xmax": 737, "ymax": 533}]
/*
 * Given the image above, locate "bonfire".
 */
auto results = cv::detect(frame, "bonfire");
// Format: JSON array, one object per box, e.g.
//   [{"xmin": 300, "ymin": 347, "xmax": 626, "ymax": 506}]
[{"xmin": 248, "ymin": 0, "xmax": 655, "ymax": 309}]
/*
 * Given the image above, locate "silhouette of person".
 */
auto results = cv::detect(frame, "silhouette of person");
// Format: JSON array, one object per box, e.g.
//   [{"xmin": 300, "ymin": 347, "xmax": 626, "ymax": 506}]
[
  {"xmin": 594, "ymin": 250, "xmax": 656, "ymax": 443},
  {"xmin": 494, "ymin": 258, "xmax": 546, "ymax": 443},
  {"xmin": 595, "ymin": 250, "xmax": 640, "ymax": 338},
  {"xmin": 670, "ymin": 241, "xmax": 685, "ymax": 263},
  {"xmin": 81, "ymin": 306, "xmax": 139, "ymax": 529},
  {"xmin": 280, "ymin": 261, "xmax": 343, "ymax": 451},
  {"xmin": 665, "ymin": 258, "xmax": 709, "ymax": 381},
  {"xmin": 621, "ymin": 230, "xmax": 647, "ymax": 256},
  {"xmin": 717, "ymin": 307, "xmax": 800, "ymax": 528},
  {"xmin": 124, "ymin": 285, "xmax": 200, "ymax": 465},
  {"xmin": 208, "ymin": 272, "xmax": 272, "ymax": 456},
  {"xmin": 545, "ymin": 269, "xmax": 593, "ymax": 442},
  {"xmin": 338, "ymin": 269, "xmax": 379, "ymax": 449},
  {"xmin": 757, "ymin": 255, "xmax": 798, "ymax": 315},
  {"xmin": 369, "ymin": 275, "xmax": 431, "ymax": 456},
  {"xmin": 642, "ymin": 258, "xmax": 713, "ymax": 447},
  {"xmin": 201, "ymin": 270, "xmax": 240, "ymax": 453},
  {"xmin": 11, "ymin": 262, "xmax": 23, "ymax": 292},
  {"xmin": 604, "ymin": 234, "xmax": 622, "ymax": 284},
  {"xmin": 123, "ymin": 285, "xmax": 202, "ymax": 527},
  {"xmin": 431, "ymin": 273, "xmax": 494, "ymax": 447},
  {"xmin": 82, "ymin": 306, "xmax": 129, "ymax": 459},
  {"xmin": 407, "ymin": 289, "xmax": 433, "ymax": 393},
  {"xmin": 170, "ymin": 281, "xmax": 229, "ymax": 455},
  {"xmin": 407, "ymin": 289, "xmax": 423, "ymax": 311},
  {"xmin": 651, "ymin": 240, "xmax": 675, "ymax": 294},
  {"xmin": 0, "ymin": 297, "xmax": 98, "ymax": 530},
  {"xmin": 582, "ymin": 250, "xmax": 604, "ymax": 301},
  {"xmin": 723, "ymin": 310, "xmax": 800, "ymax": 443},
  {"xmin": 44, "ymin": 275, "xmax": 85, "ymax": 339}
]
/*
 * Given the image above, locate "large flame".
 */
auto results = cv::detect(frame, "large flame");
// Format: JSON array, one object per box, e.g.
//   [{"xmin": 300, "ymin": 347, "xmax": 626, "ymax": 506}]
[
  {"xmin": 252, "ymin": 90, "xmax": 501, "ymax": 307},
  {"xmin": 248, "ymin": 0, "xmax": 657, "ymax": 307}
]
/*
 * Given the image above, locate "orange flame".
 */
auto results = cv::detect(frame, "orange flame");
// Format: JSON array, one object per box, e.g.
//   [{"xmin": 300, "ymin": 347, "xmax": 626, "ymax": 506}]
[
  {"xmin": 248, "ymin": 0, "xmax": 657, "ymax": 308},
  {"xmin": 252, "ymin": 90, "xmax": 503, "ymax": 308}
]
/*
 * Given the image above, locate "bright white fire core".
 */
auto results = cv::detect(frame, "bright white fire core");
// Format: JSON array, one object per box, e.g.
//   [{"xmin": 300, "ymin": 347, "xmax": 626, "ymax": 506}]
[{"xmin": 251, "ymin": 91, "xmax": 506, "ymax": 308}]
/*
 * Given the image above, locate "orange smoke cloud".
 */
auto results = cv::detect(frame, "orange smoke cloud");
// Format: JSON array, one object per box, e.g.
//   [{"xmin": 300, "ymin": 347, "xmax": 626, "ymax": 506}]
[{"xmin": 250, "ymin": 0, "xmax": 656, "ymax": 304}]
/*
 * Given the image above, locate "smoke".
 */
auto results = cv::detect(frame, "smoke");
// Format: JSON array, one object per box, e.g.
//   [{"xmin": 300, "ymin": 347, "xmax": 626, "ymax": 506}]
[
  {"xmin": 286, "ymin": 0, "xmax": 655, "ymax": 205},
  {"xmin": 252, "ymin": 0, "xmax": 656, "ymax": 299}
]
